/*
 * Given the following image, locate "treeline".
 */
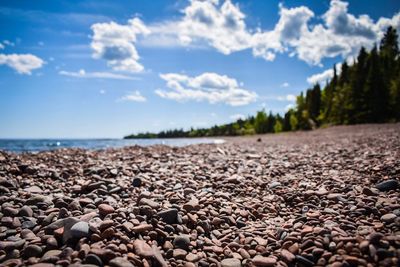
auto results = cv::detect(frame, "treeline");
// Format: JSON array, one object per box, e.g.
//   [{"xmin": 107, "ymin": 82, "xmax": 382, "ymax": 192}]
[{"xmin": 124, "ymin": 27, "xmax": 400, "ymax": 139}]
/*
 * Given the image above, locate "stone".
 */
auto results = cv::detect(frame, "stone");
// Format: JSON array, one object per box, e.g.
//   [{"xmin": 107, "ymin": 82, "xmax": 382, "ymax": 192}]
[
  {"xmin": 109, "ymin": 257, "xmax": 134, "ymax": 267},
  {"xmin": 375, "ymin": 179, "xmax": 399, "ymax": 191},
  {"xmin": 23, "ymin": 244, "xmax": 43, "ymax": 258},
  {"xmin": 173, "ymin": 249, "xmax": 187, "ymax": 259},
  {"xmin": 158, "ymin": 209, "xmax": 179, "ymax": 224},
  {"xmin": 132, "ymin": 177, "xmax": 142, "ymax": 187},
  {"xmin": 381, "ymin": 213, "xmax": 397, "ymax": 223},
  {"xmin": 295, "ymin": 255, "xmax": 314, "ymax": 266},
  {"xmin": 98, "ymin": 204, "xmax": 115, "ymax": 216},
  {"xmin": 84, "ymin": 254, "xmax": 103, "ymax": 266},
  {"xmin": 133, "ymin": 240, "xmax": 154, "ymax": 258},
  {"xmin": 269, "ymin": 181, "xmax": 281, "ymax": 189},
  {"xmin": 173, "ymin": 235, "xmax": 191, "ymax": 250},
  {"xmin": 69, "ymin": 221, "xmax": 90, "ymax": 240},
  {"xmin": 19, "ymin": 206, "xmax": 34, "ymax": 217},
  {"xmin": 252, "ymin": 255, "xmax": 276, "ymax": 266},
  {"xmin": 280, "ymin": 249, "xmax": 295, "ymax": 262},
  {"xmin": 221, "ymin": 258, "xmax": 242, "ymax": 267}
]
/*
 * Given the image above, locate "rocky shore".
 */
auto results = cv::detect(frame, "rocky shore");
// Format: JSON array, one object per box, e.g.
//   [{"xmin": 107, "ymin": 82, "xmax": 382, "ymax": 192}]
[{"xmin": 0, "ymin": 123, "xmax": 399, "ymax": 267}]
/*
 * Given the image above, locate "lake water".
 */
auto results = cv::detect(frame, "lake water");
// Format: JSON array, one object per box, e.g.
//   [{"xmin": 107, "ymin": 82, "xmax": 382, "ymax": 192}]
[{"xmin": 0, "ymin": 138, "xmax": 225, "ymax": 153}]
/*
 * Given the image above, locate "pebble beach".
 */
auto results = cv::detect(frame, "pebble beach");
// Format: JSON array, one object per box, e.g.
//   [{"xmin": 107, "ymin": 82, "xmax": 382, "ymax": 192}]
[{"xmin": 0, "ymin": 123, "xmax": 399, "ymax": 267}]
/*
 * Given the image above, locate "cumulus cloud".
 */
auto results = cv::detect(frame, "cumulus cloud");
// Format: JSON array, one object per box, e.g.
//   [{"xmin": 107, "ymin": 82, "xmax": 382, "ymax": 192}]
[
  {"xmin": 119, "ymin": 90, "xmax": 146, "ymax": 102},
  {"xmin": 59, "ymin": 69, "xmax": 138, "ymax": 80},
  {"xmin": 141, "ymin": 0, "xmax": 400, "ymax": 65},
  {"xmin": 0, "ymin": 53, "xmax": 44, "ymax": 74},
  {"xmin": 155, "ymin": 72, "xmax": 257, "ymax": 106},
  {"xmin": 0, "ymin": 44, "xmax": 4, "ymax": 50},
  {"xmin": 90, "ymin": 17, "xmax": 150, "ymax": 73},
  {"xmin": 307, "ymin": 63, "xmax": 342, "ymax": 85}
]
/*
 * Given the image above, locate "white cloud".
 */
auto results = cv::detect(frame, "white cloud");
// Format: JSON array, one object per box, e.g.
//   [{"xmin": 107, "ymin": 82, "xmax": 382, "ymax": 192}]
[
  {"xmin": 285, "ymin": 103, "xmax": 295, "ymax": 111},
  {"xmin": 3, "ymin": 40, "xmax": 15, "ymax": 47},
  {"xmin": 307, "ymin": 63, "xmax": 342, "ymax": 85},
  {"xmin": 230, "ymin": 113, "xmax": 245, "ymax": 120},
  {"xmin": 59, "ymin": 69, "xmax": 138, "ymax": 80},
  {"xmin": 285, "ymin": 94, "xmax": 296, "ymax": 102},
  {"xmin": 139, "ymin": 0, "xmax": 400, "ymax": 65},
  {"xmin": 0, "ymin": 53, "xmax": 44, "ymax": 74},
  {"xmin": 0, "ymin": 44, "xmax": 4, "ymax": 50},
  {"xmin": 100, "ymin": 89, "xmax": 106, "ymax": 94},
  {"xmin": 119, "ymin": 90, "xmax": 146, "ymax": 102},
  {"xmin": 90, "ymin": 17, "xmax": 150, "ymax": 73},
  {"xmin": 281, "ymin": 82, "xmax": 289, "ymax": 88},
  {"xmin": 155, "ymin": 72, "xmax": 257, "ymax": 106}
]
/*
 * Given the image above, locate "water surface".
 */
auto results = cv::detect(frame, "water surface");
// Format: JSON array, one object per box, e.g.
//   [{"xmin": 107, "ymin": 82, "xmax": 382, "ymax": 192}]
[{"xmin": 0, "ymin": 138, "xmax": 225, "ymax": 153}]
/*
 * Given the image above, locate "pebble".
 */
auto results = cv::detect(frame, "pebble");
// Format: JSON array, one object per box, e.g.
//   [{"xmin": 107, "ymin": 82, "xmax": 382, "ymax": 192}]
[
  {"xmin": 252, "ymin": 255, "xmax": 276, "ymax": 266},
  {"xmin": 221, "ymin": 258, "xmax": 242, "ymax": 267},
  {"xmin": 109, "ymin": 257, "xmax": 134, "ymax": 267},
  {"xmin": 69, "ymin": 221, "xmax": 90, "ymax": 240},
  {"xmin": 98, "ymin": 204, "xmax": 115, "ymax": 216},
  {"xmin": 375, "ymin": 179, "xmax": 399, "ymax": 191},
  {"xmin": 381, "ymin": 213, "xmax": 397, "ymax": 223},
  {"xmin": 158, "ymin": 208, "xmax": 179, "ymax": 224},
  {"xmin": 173, "ymin": 235, "xmax": 191, "ymax": 250}
]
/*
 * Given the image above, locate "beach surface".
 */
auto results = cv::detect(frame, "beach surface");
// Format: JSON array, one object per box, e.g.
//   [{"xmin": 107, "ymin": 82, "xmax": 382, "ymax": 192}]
[{"xmin": 0, "ymin": 123, "xmax": 399, "ymax": 266}]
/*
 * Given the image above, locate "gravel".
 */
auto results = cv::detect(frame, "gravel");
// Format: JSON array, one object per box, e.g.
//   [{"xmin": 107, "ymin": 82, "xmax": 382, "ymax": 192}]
[{"xmin": 0, "ymin": 123, "xmax": 399, "ymax": 266}]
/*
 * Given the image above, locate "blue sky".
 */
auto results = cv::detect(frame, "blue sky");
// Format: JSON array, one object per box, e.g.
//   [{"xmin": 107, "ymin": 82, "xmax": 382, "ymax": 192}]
[{"xmin": 0, "ymin": 0, "xmax": 399, "ymax": 138}]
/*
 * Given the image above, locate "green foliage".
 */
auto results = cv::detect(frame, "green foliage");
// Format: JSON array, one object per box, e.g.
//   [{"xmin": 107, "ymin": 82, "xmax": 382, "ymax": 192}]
[{"xmin": 124, "ymin": 26, "xmax": 400, "ymax": 139}]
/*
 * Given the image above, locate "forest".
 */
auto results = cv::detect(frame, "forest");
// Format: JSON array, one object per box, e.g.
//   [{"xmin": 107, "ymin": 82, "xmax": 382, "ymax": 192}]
[{"xmin": 125, "ymin": 27, "xmax": 400, "ymax": 139}]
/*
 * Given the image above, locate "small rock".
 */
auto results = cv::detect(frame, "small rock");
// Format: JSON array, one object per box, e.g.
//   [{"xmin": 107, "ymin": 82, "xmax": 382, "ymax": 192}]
[
  {"xmin": 133, "ymin": 240, "xmax": 154, "ymax": 258},
  {"xmin": 132, "ymin": 177, "xmax": 142, "ymax": 187},
  {"xmin": 381, "ymin": 213, "xmax": 397, "ymax": 223},
  {"xmin": 375, "ymin": 179, "xmax": 399, "ymax": 191},
  {"xmin": 109, "ymin": 257, "xmax": 134, "ymax": 267},
  {"xmin": 84, "ymin": 254, "xmax": 103, "ymax": 266},
  {"xmin": 19, "ymin": 206, "xmax": 34, "ymax": 217},
  {"xmin": 70, "ymin": 221, "xmax": 90, "ymax": 240},
  {"xmin": 280, "ymin": 249, "xmax": 295, "ymax": 262},
  {"xmin": 173, "ymin": 249, "xmax": 187, "ymax": 259},
  {"xmin": 252, "ymin": 255, "xmax": 276, "ymax": 266},
  {"xmin": 173, "ymin": 235, "xmax": 191, "ymax": 250},
  {"xmin": 158, "ymin": 208, "xmax": 179, "ymax": 224},
  {"xmin": 23, "ymin": 244, "xmax": 42, "ymax": 258},
  {"xmin": 98, "ymin": 204, "xmax": 115, "ymax": 216},
  {"xmin": 221, "ymin": 258, "xmax": 242, "ymax": 267}
]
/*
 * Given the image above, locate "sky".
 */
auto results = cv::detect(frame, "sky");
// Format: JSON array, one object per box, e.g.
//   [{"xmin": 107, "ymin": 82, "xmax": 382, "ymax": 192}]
[{"xmin": 0, "ymin": 0, "xmax": 399, "ymax": 138}]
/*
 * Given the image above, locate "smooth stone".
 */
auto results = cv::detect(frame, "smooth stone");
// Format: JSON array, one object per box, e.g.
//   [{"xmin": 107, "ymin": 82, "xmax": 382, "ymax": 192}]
[
  {"xmin": 221, "ymin": 258, "xmax": 242, "ymax": 267},
  {"xmin": 132, "ymin": 177, "xmax": 142, "ymax": 187},
  {"xmin": 173, "ymin": 235, "xmax": 191, "ymax": 250},
  {"xmin": 23, "ymin": 244, "xmax": 42, "ymax": 258},
  {"xmin": 24, "ymin": 186, "xmax": 43, "ymax": 193},
  {"xmin": 381, "ymin": 213, "xmax": 397, "ymax": 223},
  {"xmin": 158, "ymin": 208, "xmax": 179, "ymax": 224},
  {"xmin": 19, "ymin": 206, "xmax": 34, "ymax": 217},
  {"xmin": 173, "ymin": 249, "xmax": 187, "ymax": 259},
  {"xmin": 375, "ymin": 179, "xmax": 399, "ymax": 191},
  {"xmin": 280, "ymin": 249, "xmax": 295, "ymax": 262},
  {"xmin": 41, "ymin": 250, "xmax": 62, "ymax": 262},
  {"xmin": 295, "ymin": 255, "xmax": 314, "ymax": 266},
  {"xmin": 84, "ymin": 254, "xmax": 103, "ymax": 266},
  {"xmin": 133, "ymin": 240, "xmax": 154, "ymax": 258},
  {"xmin": 98, "ymin": 204, "xmax": 115, "ymax": 216},
  {"xmin": 109, "ymin": 257, "xmax": 134, "ymax": 267},
  {"xmin": 252, "ymin": 256, "xmax": 276, "ymax": 266},
  {"xmin": 269, "ymin": 181, "xmax": 281, "ymax": 189},
  {"xmin": 70, "ymin": 221, "xmax": 90, "ymax": 240},
  {"xmin": 139, "ymin": 198, "xmax": 160, "ymax": 209}
]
